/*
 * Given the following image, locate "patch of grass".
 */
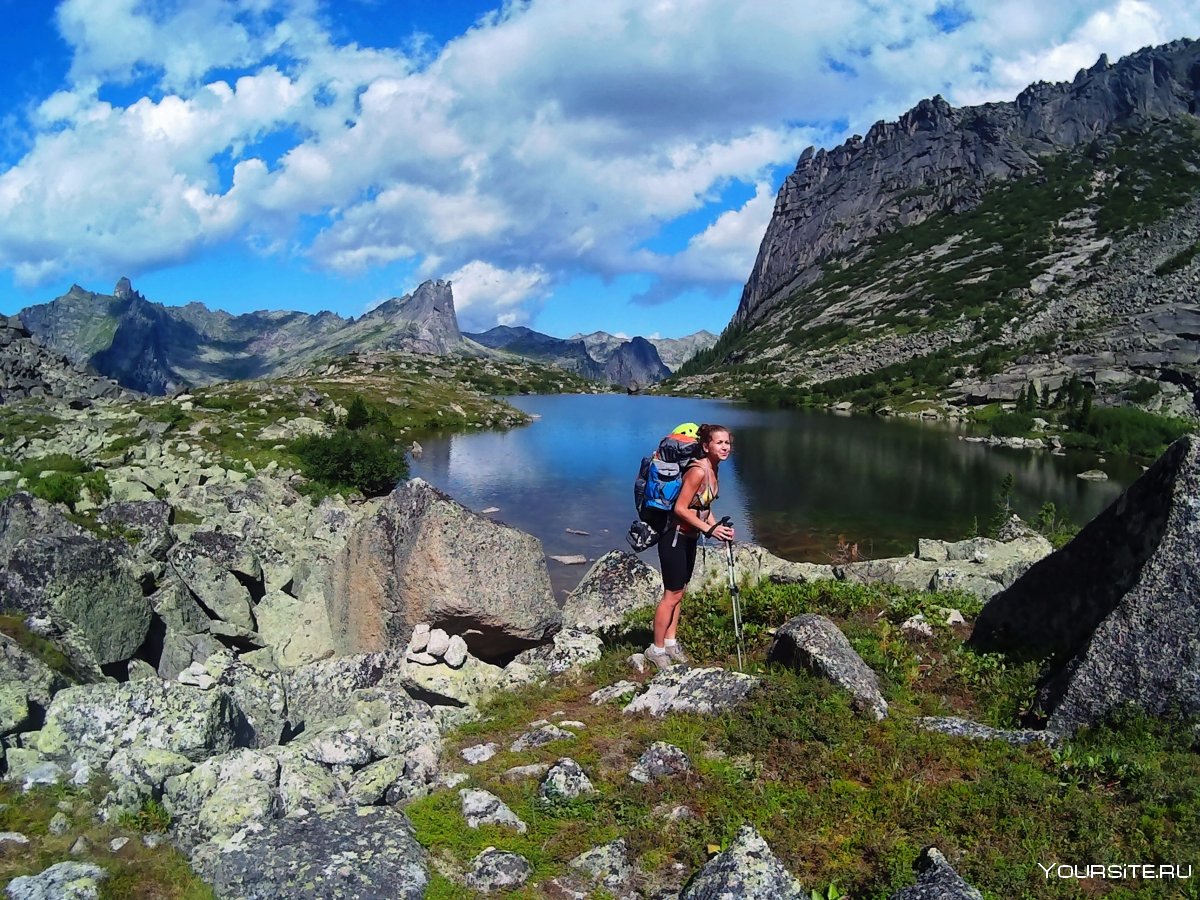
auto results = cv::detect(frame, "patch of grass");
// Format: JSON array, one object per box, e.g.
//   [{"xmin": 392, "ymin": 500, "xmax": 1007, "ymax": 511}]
[
  {"xmin": 414, "ymin": 574, "xmax": 1199, "ymax": 898},
  {"xmin": 0, "ymin": 782, "xmax": 213, "ymax": 900},
  {"xmin": 0, "ymin": 611, "xmax": 84, "ymax": 681}
]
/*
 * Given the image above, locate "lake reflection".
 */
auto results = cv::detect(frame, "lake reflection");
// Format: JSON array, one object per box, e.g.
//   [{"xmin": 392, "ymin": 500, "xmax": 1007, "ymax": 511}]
[{"xmin": 409, "ymin": 394, "xmax": 1133, "ymax": 597}]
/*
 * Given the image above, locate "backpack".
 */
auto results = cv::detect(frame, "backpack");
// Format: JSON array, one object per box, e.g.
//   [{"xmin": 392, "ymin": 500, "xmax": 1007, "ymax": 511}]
[{"xmin": 627, "ymin": 425, "xmax": 703, "ymax": 552}]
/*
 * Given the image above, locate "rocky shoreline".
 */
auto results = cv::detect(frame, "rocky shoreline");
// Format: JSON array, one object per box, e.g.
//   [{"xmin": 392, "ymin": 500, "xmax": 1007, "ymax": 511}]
[{"xmin": 2, "ymin": 313, "xmax": 1198, "ymax": 895}]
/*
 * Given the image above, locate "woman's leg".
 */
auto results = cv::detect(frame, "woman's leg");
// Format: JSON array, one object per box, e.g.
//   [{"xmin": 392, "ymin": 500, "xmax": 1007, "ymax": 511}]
[
  {"xmin": 664, "ymin": 536, "xmax": 698, "ymax": 641},
  {"xmin": 654, "ymin": 589, "xmax": 684, "ymax": 646}
]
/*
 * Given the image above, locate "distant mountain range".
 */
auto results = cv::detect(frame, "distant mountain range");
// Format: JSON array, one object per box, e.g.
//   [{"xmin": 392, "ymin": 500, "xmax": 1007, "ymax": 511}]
[{"xmin": 17, "ymin": 278, "xmax": 715, "ymax": 395}]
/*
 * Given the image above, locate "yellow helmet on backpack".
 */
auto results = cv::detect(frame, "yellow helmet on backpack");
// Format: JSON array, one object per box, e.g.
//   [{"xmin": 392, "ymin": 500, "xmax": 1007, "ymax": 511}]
[{"xmin": 672, "ymin": 422, "xmax": 699, "ymax": 439}]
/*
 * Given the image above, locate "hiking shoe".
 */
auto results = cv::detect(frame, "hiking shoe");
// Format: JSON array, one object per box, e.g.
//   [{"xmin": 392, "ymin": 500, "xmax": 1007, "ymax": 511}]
[
  {"xmin": 645, "ymin": 644, "xmax": 671, "ymax": 671},
  {"xmin": 664, "ymin": 642, "xmax": 690, "ymax": 664}
]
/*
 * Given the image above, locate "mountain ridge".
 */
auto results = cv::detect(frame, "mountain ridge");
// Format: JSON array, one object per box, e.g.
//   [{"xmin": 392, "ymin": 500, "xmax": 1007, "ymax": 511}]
[
  {"xmin": 735, "ymin": 38, "xmax": 1200, "ymax": 330},
  {"xmin": 20, "ymin": 279, "xmax": 711, "ymax": 394},
  {"xmin": 676, "ymin": 38, "xmax": 1200, "ymax": 421}
]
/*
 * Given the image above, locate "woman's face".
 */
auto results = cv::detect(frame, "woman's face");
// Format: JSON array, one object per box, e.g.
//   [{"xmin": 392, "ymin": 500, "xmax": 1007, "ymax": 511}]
[{"xmin": 704, "ymin": 429, "xmax": 732, "ymax": 461}]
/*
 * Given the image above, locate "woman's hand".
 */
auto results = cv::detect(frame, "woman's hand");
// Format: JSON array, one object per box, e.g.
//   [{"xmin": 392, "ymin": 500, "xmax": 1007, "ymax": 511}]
[{"xmin": 708, "ymin": 522, "xmax": 735, "ymax": 542}]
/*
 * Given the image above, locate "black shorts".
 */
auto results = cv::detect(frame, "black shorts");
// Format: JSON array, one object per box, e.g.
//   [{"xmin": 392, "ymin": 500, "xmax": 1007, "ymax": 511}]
[{"xmin": 658, "ymin": 525, "xmax": 698, "ymax": 591}]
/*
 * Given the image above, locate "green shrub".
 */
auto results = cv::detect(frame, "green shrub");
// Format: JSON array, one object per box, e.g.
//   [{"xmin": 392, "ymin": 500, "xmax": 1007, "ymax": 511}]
[
  {"xmin": 18, "ymin": 454, "xmax": 88, "ymax": 479},
  {"xmin": 290, "ymin": 428, "xmax": 409, "ymax": 497},
  {"xmin": 1124, "ymin": 379, "xmax": 1162, "ymax": 404},
  {"xmin": 1068, "ymin": 406, "xmax": 1193, "ymax": 458},
  {"xmin": 30, "ymin": 472, "xmax": 82, "ymax": 508},
  {"xmin": 988, "ymin": 412, "xmax": 1034, "ymax": 438}
]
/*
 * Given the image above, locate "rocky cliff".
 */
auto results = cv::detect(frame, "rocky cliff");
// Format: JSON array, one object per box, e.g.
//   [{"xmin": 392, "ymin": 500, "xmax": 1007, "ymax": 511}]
[
  {"xmin": 737, "ymin": 39, "xmax": 1200, "ymax": 328},
  {"xmin": 677, "ymin": 39, "xmax": 1200, "ymax": 420}
]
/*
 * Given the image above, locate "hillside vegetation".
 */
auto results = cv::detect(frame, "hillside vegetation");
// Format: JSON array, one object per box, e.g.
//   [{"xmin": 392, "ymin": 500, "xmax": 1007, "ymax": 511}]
[
  {"xmin": 414, "ymin": 578, "xmax": 1199, "ymax": 899},
  {"xmin": 670, "ymin": 122, "xmax": 1200, "ymax": 439}
]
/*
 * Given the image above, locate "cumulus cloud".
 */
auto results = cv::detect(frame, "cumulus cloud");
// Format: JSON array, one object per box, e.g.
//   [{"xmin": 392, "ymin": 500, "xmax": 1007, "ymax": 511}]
[
  {"xmin": 1, "ymin": 0, "xmax": 1198, "ymax": 323},
  {"xmin": 445, "ymin": 260, "xmax": 550, "ymax": 330}
]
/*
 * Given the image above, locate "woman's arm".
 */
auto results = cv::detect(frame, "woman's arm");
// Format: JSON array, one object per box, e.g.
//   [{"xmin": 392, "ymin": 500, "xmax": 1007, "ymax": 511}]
[{"xmin": 672, "ymin": 467, "xmax": 734, "ymax": 540}]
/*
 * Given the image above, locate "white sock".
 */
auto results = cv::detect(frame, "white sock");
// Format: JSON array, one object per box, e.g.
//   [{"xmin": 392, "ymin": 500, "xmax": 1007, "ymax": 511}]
[
  {"xmin": 651, "ymin": 643, "xmax": 665, "ymax": 651},
  {"xmin": 664, "ymin": 639, "xmax": 678, "ymax": 647}
]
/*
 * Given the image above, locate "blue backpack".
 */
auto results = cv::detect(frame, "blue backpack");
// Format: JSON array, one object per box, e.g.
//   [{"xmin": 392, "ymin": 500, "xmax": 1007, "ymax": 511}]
[{"xmin": 627, "ymin": 425, "xmax": 703, "ymax": 552}]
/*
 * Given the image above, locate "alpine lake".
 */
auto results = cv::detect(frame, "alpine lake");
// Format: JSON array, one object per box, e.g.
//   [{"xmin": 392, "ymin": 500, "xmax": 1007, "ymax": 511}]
[{"xmin": 408, "ymin": 393, "xmax": 1139, "ymax": 598}]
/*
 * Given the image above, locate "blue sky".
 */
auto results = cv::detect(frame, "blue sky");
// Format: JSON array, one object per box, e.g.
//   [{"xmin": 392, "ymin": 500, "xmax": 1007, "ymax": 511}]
[{"xmin": 0, "ymin": 1, "xmax": 1197, "ymax": 340}]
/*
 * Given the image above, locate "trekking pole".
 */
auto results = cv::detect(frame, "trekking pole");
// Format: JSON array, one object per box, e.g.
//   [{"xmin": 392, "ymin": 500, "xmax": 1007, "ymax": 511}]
[{"xmin": 717, "ymin": 516, "xmax": 744, "ymax": 671}]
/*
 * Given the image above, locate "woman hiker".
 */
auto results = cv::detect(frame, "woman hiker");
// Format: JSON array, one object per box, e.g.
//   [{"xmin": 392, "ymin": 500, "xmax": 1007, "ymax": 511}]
[{"xmin": 646, "ymin": 423, "xmax": 735, "ymax": 670}]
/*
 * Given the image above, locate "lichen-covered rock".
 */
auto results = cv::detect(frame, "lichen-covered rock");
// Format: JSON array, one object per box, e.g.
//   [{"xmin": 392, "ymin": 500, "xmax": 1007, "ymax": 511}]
[
  {"xmin": 157, "ymin": 631, "xmax": 224, "ymax": 681},
  {"xmin": 34, "ymin": 680, "xmax": 240, "ymax": 771},
  {"xmin": 971, "ymin": 436, "xmax": 1200, "ymax": 734},
  {"xmin": 840, "ymin": 532, "xmax": 1051, "ymax": 600},
  {"xmin": 629, "ymin": 742, "xmax": 691, "ymax": 783},
  {"xmin": 168, "ymin": 531, "xmax": 262, "ymax": 630},
  {"xmin": 0, "ymin": 492, "xmax": 82, "ymax": 565},
  {"xmin": 569, "ymin": 839, "xmax": 637, "ymax": 898},
  {"xmin": 889, "ymin": 847, "xmax": 984, "ymax": 899},
  {"xmin": 4, "ymin": 861, "xmax": 108, "ymax": 900},
  {"xmin": 0, "ymin": 535, "xmax": 150, "ymax": 665},
  {"xmin": 466, "ymin": 848, "xmax": 533, "ymax": 893},
  {"xmin": 0, "ymin": 634, "xmax": 70, "ymax": 737},
  {"xmin": 104, "ymin": 747, "xmax": 195, "ymax": 810},
  {"xmin": 510, "ymin": 724, "xmax": 576, "ymax": 752},
  {"xmin": 163, "ymin": 748, "xmax": 280, "ymax": 848},
  {"xmin": 510, "ymin": 628, "xmax": 603, "ymax": 678},
  {"xmin": 203, "ymin": 651, "xmax": 288, "ymax": 748},
  {"xmin": 461, "ymin": 742, "xmax": 499, "ymax": 765},
  {"xmin": 253, "ymin": 587, "xmax": 335, "ymax": 668},
  {"xmin": 460, "ymin": 788, "xmax": 527, "ymax": 832},
  {"xmin": 203, "ymin": 806, "xmax": 428, "ymax": 899},
  {"xmin": 589, "ymin": 681, "xmax": 640, "ymax": 705},
  {"xmin": 98, "ymin": 500, "xmax": 173, "ymax": 561},
  {"xmin": 388, "ymin": 652, "xmax": 507, "ymax": 708},
  {"xmin": 768, "ymin": 614, "xmax": 888, "ymax": 721},
  {"xmin": 276, "ymin": 752, "xmax": 344, "ymax": 814},
  {"xmin": 562, "ymin": 550, "xmax": 662, "ymax": 633},
  {"xmin": 689, "ymin": 541, "xmax": 835, "ymax": 593},
  {"xmin": 284, "ymin": 653, "xmax": 389, "ymax": 732},
  {"xmin": 540, "ymin": 758, "xmax": 595, "ymax": 799},
  {"xmin": 680, "ymin": 825, "xmax": 806, "ymax": 899},
  {"xmin": 917, "ymin": 717, "xmax": 1058, "ymax": 746},
  {"xmin": 327, "ymin": 478, "xmax": 560, "ymax": 661},
  {"xmin": 623, "ymin": 667, "xmax": 758, "ymax": 717}
]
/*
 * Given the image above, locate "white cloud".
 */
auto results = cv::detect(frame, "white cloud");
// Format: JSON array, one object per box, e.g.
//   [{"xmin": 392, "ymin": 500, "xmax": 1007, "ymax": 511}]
[
  {"xmin": 0, "ymin": 0, "xmax": 1198, "ymax": 315},
  {"xmin": 969, "ymin": 0, "xmax": 1171, "ymax": 102},
  {"xmin": 444, "ymin": 260, "xmax": 551, "ymax": 329}
]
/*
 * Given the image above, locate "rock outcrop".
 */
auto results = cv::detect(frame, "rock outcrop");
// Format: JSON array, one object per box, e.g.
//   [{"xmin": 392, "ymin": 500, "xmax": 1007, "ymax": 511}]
[
  {"xmin": 971, "ymin": 435, "xmax": 1200, "ymax": 734},
  {"xmin": 0, "ymin": 315, "xmax": 129, "ymax": 404},
  {"xmin": 768, "ymin": 614, "xmax": 889, "ymax": 720},
  {"xmin": 203, "ymin": 805, "xmax": 429, "ymax": 900},
  {"xmin": 680, "ymin": 824, "xmax": 806, "ymax": 899},
  {"xmin": 736, "ymin": 40, "xmax": 1200, "ymax": 328},
  {"xmin": 889, "ymin": 847, "xmax": 984, "ymax": 899},
  {"xmin": 327, "ymin": 478, "xmax": 560, "ymax": 661}
]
